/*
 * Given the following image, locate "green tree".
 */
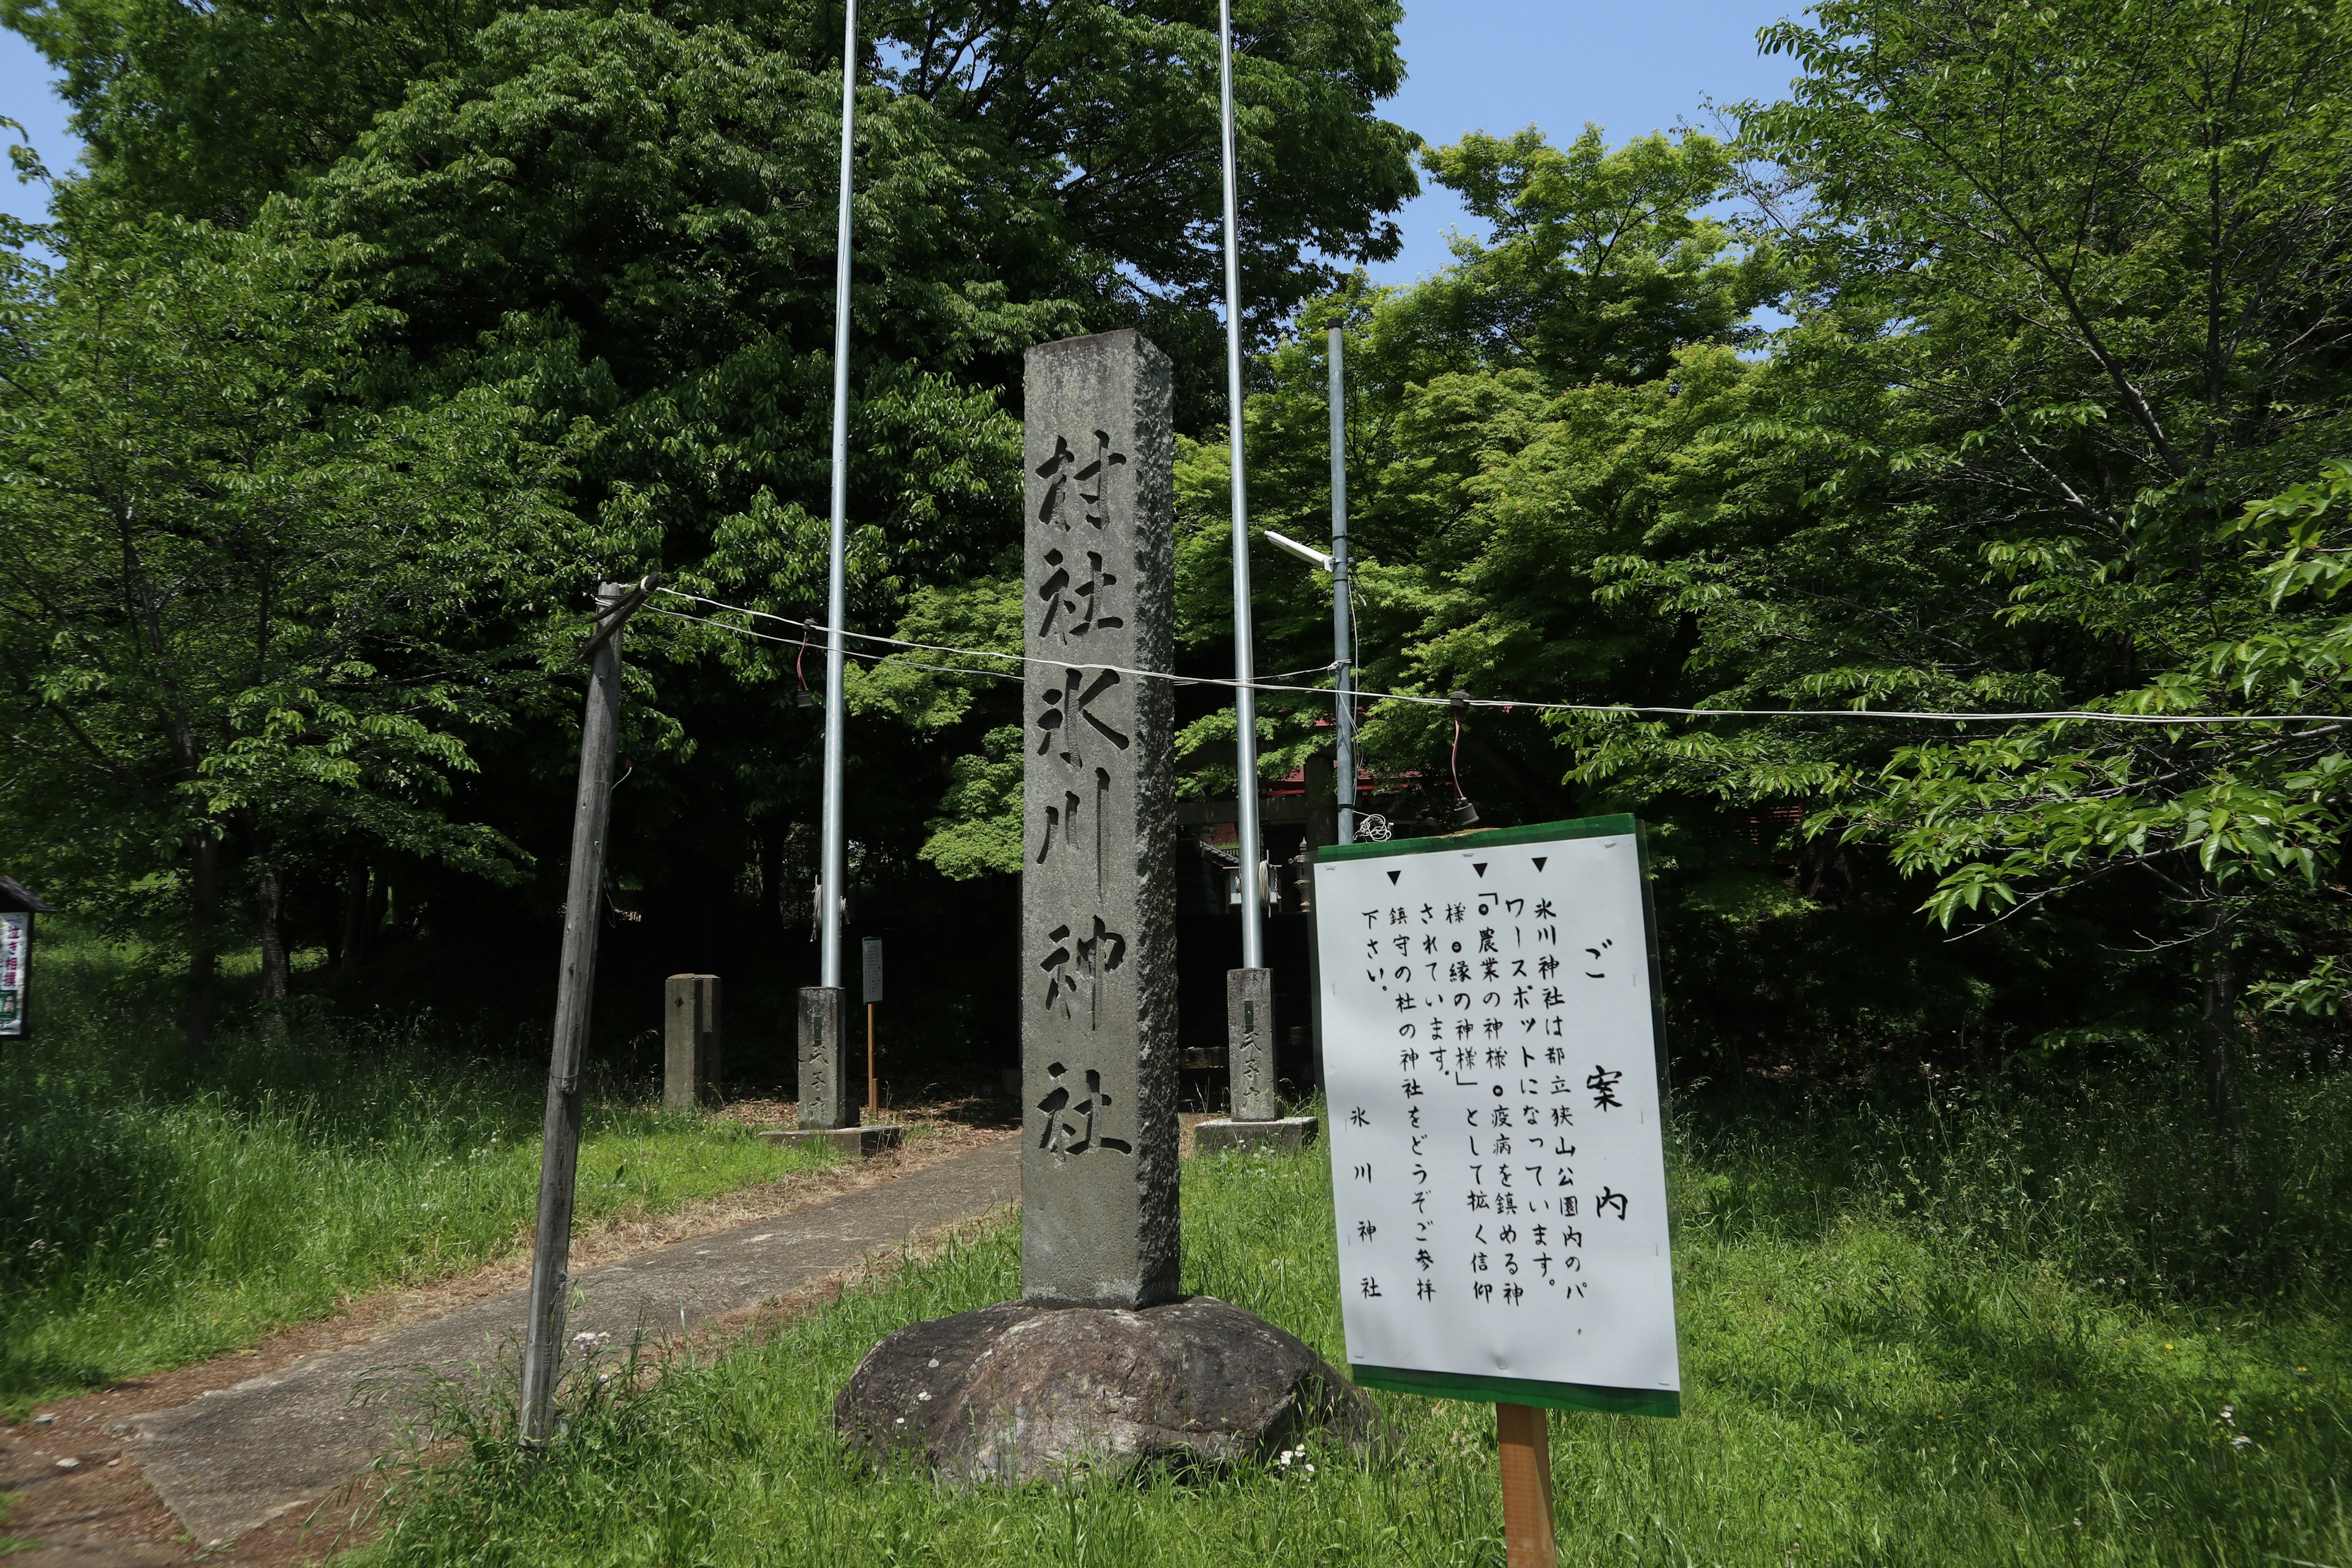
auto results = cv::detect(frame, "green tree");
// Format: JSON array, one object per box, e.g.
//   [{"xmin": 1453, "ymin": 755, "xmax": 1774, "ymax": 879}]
[
  {"xmin": 1564, "ymin": 0, "xmax": 2352, "ymax": 1105},
  {"xmin": 1166, "ymin": 127, "xmax": 1783, "ymax": 823},
  {"xmin": 0, "ymin": 216, "xmax": 595, "ymax": 1045},
  {"xmin": 1852, "ymin": 464, "xmax": 2352, "ymax": 1145},
  {"xmin": 257, "ymin": 0, "xmax": 1419, "ymax": 959}
]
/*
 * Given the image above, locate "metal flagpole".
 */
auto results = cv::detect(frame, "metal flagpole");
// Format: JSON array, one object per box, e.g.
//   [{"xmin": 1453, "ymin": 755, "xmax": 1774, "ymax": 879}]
[
  {"xmin": 1329, "ymin": 326, "xmax": 1355, "ymax": 846},
  {"xmin": 819, "ymin": 0, "xmax": 858, "ymax": 991},
  {"xmin": 1218, "ymin": 0, "xmax": 1265, "ymax": 968}
]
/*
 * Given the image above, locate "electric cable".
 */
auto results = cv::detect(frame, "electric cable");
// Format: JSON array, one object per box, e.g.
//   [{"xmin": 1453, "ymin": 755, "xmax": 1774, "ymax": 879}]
[{"xmin": 645, "ymin": 589, "xmax": 2352, "ymax": 729}]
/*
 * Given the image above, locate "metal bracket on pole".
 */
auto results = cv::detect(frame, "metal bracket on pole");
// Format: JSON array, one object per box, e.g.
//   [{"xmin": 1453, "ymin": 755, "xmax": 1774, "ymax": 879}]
[{"xmin": 575, "ymin": 573, "xmax": 660, "ymax": 665}]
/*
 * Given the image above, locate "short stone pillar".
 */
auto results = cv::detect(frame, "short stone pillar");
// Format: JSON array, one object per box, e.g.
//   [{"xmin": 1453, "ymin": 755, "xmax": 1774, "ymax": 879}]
[
  {"xmin": 769, "ymin": 981, "xmax": 903, "ymax": 1157},
  {"xmin": 797, "ymin": 985, "xmax": 854, "ymax": 1131},
  {"xmin": 1226, "ymin": 967, "xmax": 1276, "ymax": 1120},
  {"xmin": 663, "ymin": 973, "xmax": 722, "ymax": 1111},
  {"xmin": 1019, "ymin": 329, "xmax": 1180, "ymax": 1310},
  {"xmin": 1195, "ymin": 959, "xmax": 1318, "ymax": 1154}
]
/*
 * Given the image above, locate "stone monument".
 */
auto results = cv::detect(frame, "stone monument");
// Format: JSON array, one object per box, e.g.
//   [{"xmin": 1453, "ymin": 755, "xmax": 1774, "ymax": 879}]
[
  {"xmin": 835, "ymin": 330, "xmax": 1370, "ymax": 1479},
  {"xmin": 763, "ymin": 982, "xmax": 903, "ymax": 1157},
  {"xmin": 798, "ymin": 984, "xmax": 850, "ymax": 1131},
  {"xmin": 1017, "ymin": 328, "xmax": 1181, "ymax": 1307},
  {"xmin": 663, "ymin": 973, "xmax": 722, "ymax": 1112},
  {"xmin": 1193, "ymin": 969, "xmax": 1319, "ymax": 1155}
]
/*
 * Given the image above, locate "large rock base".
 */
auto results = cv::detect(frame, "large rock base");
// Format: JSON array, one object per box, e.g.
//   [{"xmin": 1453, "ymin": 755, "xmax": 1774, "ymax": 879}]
[{"xmin": 835, "ymin": 1297, "xmax": 1377, "ymax": 1484}]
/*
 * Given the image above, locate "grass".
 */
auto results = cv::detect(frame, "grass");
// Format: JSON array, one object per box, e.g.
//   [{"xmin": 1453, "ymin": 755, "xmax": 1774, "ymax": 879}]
[
  {"xmin": 0, "ymin": 927, "xmax": 832, "ymax": 1411},
  {"xmin": 361, "ymin": 1063, "xmax": 2352, "ymax": 1568}
]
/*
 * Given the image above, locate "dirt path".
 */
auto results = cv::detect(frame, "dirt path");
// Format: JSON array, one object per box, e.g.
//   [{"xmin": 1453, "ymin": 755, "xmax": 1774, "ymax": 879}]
[{"xmin": 0, "ymin": 1114, "xmax": 1019, "ymax": 1567}]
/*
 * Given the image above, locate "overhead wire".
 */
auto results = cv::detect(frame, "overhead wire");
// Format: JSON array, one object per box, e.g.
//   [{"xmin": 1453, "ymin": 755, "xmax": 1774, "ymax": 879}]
[{"xmin": 646, "ymin": 589, "xmax": 2350, "ymax": 729}]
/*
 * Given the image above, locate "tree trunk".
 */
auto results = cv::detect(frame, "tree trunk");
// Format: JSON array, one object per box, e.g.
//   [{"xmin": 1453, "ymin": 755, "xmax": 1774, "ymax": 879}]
[
  {"xmin": 187, "ymin": 828, "xmax": 221, "ymax": 1055},
  {"xmin": 340, "ymin": 859, "xmax": 370, "ymax": 976},
  {"xmin": 257, "ymin": 862, "xmax": 290, "ymax": 1036},
  {"xmin": 2197, "ymin": 914, "xmax": 2244, "ymax": 1164}
]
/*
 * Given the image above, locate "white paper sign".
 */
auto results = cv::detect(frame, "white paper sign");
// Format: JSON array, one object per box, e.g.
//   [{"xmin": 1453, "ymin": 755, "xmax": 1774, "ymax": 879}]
[
  {"xmin": 1314, "ymin": 818, "xmax": 1679, "ymax": 1407},
  {"xmin": 0, "ymin": 911, "xmax": 26, "ymax": 1038}
]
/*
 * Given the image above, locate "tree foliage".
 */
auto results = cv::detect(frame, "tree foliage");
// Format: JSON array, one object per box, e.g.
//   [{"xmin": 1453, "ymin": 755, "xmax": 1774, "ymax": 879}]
[{"xmin": 5, "ymin": 0, "xmax": 2348, "ymax": 1107}]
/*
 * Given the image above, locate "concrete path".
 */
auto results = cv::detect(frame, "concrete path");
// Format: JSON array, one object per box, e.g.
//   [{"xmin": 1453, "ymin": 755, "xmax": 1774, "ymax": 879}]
[{"xmin": 116, "ymin": 1139, "xmax": 1020, "ymax": 1548}]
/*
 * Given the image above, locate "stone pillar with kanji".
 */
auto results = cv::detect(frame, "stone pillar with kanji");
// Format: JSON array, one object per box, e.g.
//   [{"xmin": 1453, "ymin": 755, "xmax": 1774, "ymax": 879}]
[
  {"xmin": 1019, "ymin": 330, "xmax": 1180, "ymax": 1308},
  {"xmin": 832, "ymin": 334, "xmax": 1373, "ymax": 1483}
]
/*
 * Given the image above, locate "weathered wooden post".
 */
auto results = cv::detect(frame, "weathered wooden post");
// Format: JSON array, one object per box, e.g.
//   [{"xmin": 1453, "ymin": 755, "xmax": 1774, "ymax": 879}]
[
  {"xmin": 518, "ymin": 579, "xmax": 648, "ymax": 1449},
  {"xmin": 1498, "ymin": 1403, "xmax": 1560, "ymax": 1567},
  {"xmin": 663, "ymin": 974, "xmax": 722, "ymax": 1111}
]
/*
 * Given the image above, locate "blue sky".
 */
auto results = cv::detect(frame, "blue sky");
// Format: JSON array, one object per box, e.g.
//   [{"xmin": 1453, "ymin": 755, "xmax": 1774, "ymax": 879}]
[
  {"xmin": 3, "ymin": 3, "xmax": 1804, "ymax": 265},
  {"xmin": 1373, "ymin": 2, "xmax": 1802, "ymax": 281},
  {"xmin": 0, "ymin": 27, "xmax": 69, "ymax": 230}
]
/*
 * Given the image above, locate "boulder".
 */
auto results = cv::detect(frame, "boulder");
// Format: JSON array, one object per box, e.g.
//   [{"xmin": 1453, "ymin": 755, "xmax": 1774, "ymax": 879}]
[{"xmin": 835, "ymin": 1296, "xmax": 1378, "ymax": 1484}]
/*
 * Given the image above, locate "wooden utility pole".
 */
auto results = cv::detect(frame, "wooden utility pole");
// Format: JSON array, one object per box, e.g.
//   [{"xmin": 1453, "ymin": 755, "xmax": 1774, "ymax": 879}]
[
  {"xmin": 1497, "ymin": 1403, "xmax": 1559, "ymax": 1567},
  {"xmin": 519, "ymin": 579, "xmax": 649, "ymax": 1448}
]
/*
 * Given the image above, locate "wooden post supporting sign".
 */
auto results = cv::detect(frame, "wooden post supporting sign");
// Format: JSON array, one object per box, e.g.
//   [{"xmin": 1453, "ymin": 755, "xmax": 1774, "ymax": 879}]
[
  {"xmin": 1497, "ymin": 1401, "xmax": 1559, "ymax": 1567},
  {"xmin": 1313, "ymin": 815, "xmax": 1684, "ymax": 1563}
]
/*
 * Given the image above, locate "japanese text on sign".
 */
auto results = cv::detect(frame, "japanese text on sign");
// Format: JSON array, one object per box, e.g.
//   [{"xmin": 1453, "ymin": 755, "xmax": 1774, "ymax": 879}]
[{"xmin": 1314, "ymin": 822, "xmax": 1679, "ymax": 1400}]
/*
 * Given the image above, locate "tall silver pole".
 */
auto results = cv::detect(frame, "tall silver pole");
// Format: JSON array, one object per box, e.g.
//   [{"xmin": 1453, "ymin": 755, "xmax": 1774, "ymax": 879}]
[
  {"xmin": 1218, "ymin": 0, "xmax": 1264, "ymax": 967},
  {"xmin": 1329, "ymin": 326, "xmax": 1355, "ymax": 845},
  {"xmin": 819, "ymin": 0, "xmax": 858, "ymax": 990}
]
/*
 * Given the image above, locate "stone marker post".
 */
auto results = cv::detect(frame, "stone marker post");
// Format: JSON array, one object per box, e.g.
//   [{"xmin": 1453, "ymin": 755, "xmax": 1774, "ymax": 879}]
[
  {"xmin": 1226, "ymin": 968, "xmax": 1276, "ymax": 1120},
  {"xmin": 1020, "ymin": 330, "xmax": 1180, "ymax": 1309},
  {"xmin": 663, "ymin": 974, "xmax": 722, "ymax": 1111},
  {"xmin": 799, "ymin": 984, "xmax": 852, "ymax": 1130},
  {"xmin": 832, "ymin": 336, "xmax": 1369, "ymax": 1483}
]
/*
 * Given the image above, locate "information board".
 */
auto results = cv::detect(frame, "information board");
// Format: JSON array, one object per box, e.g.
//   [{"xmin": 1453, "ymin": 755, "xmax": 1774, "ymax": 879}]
[
  {"xmin": 1313, "ymin": 816, "xmax": 1679, "ymax": 1415},
  {"xmin": 0, "ymin": 911, "xmax": 26, "ymax": 1038}
]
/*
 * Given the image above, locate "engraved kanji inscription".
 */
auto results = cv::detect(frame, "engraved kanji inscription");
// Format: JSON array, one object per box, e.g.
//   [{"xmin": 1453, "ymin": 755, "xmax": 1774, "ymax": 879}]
[
  {"xmin": 1035, "ymin": 429, "xmax": 1128, "ymax": 533},
  {"xmin": 1036, "ymin": 1060, "xmax": 1133, "ymax": 1156},
  {"xmin": 1035, "ymin": 667, "xmax": 1129, "ymax": 766},
  {"xmin": 1036, "ymin": 548, "xmax": 1123, "ymax": 642}
]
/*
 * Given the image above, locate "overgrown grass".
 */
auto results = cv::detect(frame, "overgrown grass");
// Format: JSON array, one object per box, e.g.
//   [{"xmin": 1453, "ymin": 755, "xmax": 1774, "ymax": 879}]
[
  {"xmin": 365, "ymin": 1069, "xmax": 2351, "ymax": 1567},
  {"xmin": 0, "ymin": 929, "xmax": 830, "ymax": 1410}
]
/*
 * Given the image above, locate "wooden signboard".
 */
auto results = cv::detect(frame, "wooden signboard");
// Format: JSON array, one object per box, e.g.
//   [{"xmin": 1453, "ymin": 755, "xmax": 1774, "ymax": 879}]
[{"xmin": 1313, "ymin": 815, "xmax": 1679, "ymax": 1566}]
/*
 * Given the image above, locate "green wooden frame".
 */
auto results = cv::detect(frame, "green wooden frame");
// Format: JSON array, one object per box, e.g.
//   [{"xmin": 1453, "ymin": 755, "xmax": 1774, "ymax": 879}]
[
  {"xmin": 1352, "ymin": 1363, "xmax": 1679, "ymax": 1417},
  {"xmin": 1316, "ymin": 810, "xmax": 1681, "ymax": 1419}
]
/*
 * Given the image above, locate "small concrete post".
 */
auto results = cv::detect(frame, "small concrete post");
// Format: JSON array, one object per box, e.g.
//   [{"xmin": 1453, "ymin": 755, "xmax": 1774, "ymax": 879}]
[
  {"xmin": 1226, "ymin": 967, "xmax": 1276, "ymax": 1120},
  {"xmin": 1019, "ymin": 330, "xmax": 1180, "ymax": 1309},
  {"xmin": 798, "ymin": 984, "xmax": 853, "ymax": 1130},
  {"xmin": 663, "ymin": 974, "xmax": 722, "ymax": 1111}
]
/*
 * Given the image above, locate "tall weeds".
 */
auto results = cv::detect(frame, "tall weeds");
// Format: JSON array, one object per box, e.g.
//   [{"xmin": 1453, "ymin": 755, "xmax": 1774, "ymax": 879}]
[
  {"xmin": 0, "ymin": 929, "xmax": 815, "ymax": 1408},
  {"xmin": 362, "ymin": 1066, "xmax": 2352, "ymax": 1568}
]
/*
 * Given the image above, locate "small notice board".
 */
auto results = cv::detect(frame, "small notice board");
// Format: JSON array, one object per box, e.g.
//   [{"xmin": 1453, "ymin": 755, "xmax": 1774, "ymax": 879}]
[
  {"xmin": 0, "ymin": 912, "xmax": 25, "ymax": 1038},
  {"xmin": 1313, "ymin": 815, "xmax": 1679, "ymax": 1417}
]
